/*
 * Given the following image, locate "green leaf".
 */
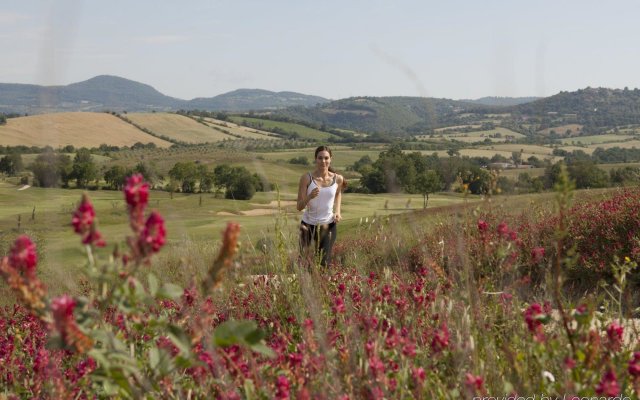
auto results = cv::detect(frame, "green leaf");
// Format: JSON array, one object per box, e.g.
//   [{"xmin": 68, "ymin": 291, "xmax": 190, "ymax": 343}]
[
  {"xmin": 88, "ymin": 349, "xmax": 111, "ymax": 370},
  {"xmin": 148, "ymin": 273, "xmax": 159, "ymax": 297},
  {"xmin": 159, "ymin": 283, "xmax": 184, "ymax": 300},
  {"xmin": 167, "ymin": 324, "xmax": 192, "ymax": 356},
  {"xmin": 213, "ymin": 319, "xmax": 274, "ymax": 358},
  {"xmin": 149, "ymin": 347, "xmax": 160, "ymax": 371},
  {"xmin": 249, "ymin": 342, "xmax": 276, "ymax": 358}
]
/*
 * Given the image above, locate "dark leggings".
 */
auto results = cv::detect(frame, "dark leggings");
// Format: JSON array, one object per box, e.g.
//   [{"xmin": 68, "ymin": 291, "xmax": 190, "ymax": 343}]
[{"xmin": 300, "ymin": 221, "xmax": 337, "ymax": 266}]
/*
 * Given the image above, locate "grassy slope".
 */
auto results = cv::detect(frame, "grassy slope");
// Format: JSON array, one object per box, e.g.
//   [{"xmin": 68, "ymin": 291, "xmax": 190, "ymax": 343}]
[
  {"xmin": 201, "ymin": 117, "xmax": 279, "ymax": 140},
  {"xmin": 0, "ymin": 112, "xmax": 173, "ymax": 148},
  {"xmin": 228, "ymin": 116, "xmax": 339, "ymax": 141},
  {"xmin": 126, "ymin": 113, "xmax": 236, "ymax": 143}
]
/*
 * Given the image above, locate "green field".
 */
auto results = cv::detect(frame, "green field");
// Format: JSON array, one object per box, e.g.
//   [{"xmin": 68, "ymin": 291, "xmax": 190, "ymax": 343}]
[
  {"xmin": 228, "ymin": 116, "xmax": 339, "ymax": 141},
  {"xmin": 560, "ymin": 134, "xmax": 636, "ymax": 145},
  {"xmin": 0, "ymin": 178, "xmax": 473, "ymax": 295}
]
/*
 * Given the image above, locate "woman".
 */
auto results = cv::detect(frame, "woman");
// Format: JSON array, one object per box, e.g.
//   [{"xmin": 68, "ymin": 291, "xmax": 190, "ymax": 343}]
[{"xmin": 296, "ymin": 145, "xmax": 345, "ymax": 267}]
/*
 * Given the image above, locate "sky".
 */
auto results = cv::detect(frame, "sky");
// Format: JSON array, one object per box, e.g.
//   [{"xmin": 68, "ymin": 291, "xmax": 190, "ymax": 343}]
[{"xmin": 2, "ymin": 0, "xmax": 640, "ymax": 101}]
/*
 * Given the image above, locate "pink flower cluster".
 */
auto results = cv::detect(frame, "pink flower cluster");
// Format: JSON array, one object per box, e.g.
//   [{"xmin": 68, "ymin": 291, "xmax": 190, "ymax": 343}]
[
  {"xmin": 122, "ymin": 174, "xmax": 166, "ymax": 264},
  {"xmin": 71, "ymin": 194, "xmax": 105, "ymax": 247}
]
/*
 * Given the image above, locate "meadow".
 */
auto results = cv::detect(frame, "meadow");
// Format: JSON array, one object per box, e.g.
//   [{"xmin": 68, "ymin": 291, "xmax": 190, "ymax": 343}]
[
  {"xmin": 2, "ymin": 171, "xmax": 640, "ymax": 398},
  {"xmin": 3, "ymin": 112, "xmax": 640, "ymax": 398},
  {"xmin": 227, "ymin": 116, "xmax": 339, "ymax": 141}
]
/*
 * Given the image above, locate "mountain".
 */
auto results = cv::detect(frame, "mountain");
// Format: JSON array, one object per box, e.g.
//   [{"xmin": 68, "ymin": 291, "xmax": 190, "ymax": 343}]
[
  {"xmin": 462, "ymin": 96, "xmax": 539, "ymax": 107},
  {"xmin": 0, "ymin": 75, "xmax": 329, "ymax": 114},
  {"xmin": 512, "ymin": 87, "xmax": 640, "ymax": 128},
  {"xmin": 271, "ymin": 96, "xmax": 486, "ymax": 135},
  {"xmin": 187, "ymin": 89, "xmax": 328, "ymax": 111}
]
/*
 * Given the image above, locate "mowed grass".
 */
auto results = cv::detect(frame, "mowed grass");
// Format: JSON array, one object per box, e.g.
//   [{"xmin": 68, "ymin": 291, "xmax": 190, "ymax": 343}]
[
  {"xmin": 586, "ymin": 139, "xmax": 640, "ymax": 150},
  {"xmin": 228, "ymin": 116, "xmax": 340, "ymax": 141},
  {"xmin": 126, "ymin": 113, "xmax": 236, "ymax": 143},
  {"xmin": 0, "ymin": 180, "xmax": 469, "ymax": 296},
  {"xmin": 537, "ymin": 123, "xmax": 583, "ymax": 136},
  {"xmin": 0, "ymin": 112, "xmax": 173, "ymax": 148},
  {"xmin": 560, "ymin": 134, "xmax": 637, "ymax": 145},
  {"xmin": 477, "ymin": 143, "xmax": 554, "ymax": 156}
]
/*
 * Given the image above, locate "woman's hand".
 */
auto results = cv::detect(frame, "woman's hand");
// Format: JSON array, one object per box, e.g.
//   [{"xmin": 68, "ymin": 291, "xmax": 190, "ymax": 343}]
[
  {"xmin": 309, "ymin": 187, "xmax": 320, "ymax": 200},
  {"xmin": 334, "ymin": 213, "xmax": 342, "ymax": 223}
]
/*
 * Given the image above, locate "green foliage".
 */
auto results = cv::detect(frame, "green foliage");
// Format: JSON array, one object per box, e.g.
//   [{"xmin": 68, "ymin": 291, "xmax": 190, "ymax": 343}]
[
  {"xmin": 0, "ymin": 153, "xmax": 23, "ymax": 175},
  {"xmin": 29, "ymin": 150, "xmax": 72, "ymax": 187},
  {"xmin": 71, "ymin": 149, "xmax": 98, "ymax": 189}
]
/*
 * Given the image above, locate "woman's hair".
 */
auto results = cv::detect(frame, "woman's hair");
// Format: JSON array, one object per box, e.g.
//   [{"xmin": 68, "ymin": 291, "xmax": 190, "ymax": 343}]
[{"xmin": 314, "ymin": 145, "xmax": 347, "ymax": 191}]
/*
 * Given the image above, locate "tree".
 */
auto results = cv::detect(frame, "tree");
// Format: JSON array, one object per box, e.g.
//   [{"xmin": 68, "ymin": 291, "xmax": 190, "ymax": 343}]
[
  {"xmin": 0, "ymin": 153, "xmax": 23, "ymax": 175},
  {"xmin": 103, "ymin": 165, "xmax": 128, "ymax": 190},
  {"xmin": 30, "ymin": 151, "xmax": 71, "ymax": 187},
  {"xmin": 567, "ymin": 160, "xmax": 608, "ymax": 189},
  {"xmin": 71, "ymin": 149, "xmax": 98, "ymax": 188},
  {"xmin": 415, "ymin": 170, "xmax": 443, "ymax": 208},
  {"xmin": 168, "ymin": 162, "xmax": 198, "ymax": 193}
]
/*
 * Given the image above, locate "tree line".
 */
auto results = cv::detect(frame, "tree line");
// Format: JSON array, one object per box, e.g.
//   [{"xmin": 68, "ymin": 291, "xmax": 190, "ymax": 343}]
[{"xmin": 0, "ymin": 150, "xmax": 268, "ymax": 200}]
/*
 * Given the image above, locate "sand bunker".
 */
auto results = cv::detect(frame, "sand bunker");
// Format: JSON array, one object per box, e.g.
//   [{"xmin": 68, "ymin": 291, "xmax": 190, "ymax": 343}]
[{"xmin": 249, "ymin": 200, "xmax": 296, "ymax": 207}]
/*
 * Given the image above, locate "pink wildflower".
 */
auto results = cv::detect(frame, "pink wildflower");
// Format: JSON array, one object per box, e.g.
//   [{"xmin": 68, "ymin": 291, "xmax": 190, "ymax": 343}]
[
  {"xmin": 523, "ymin": 303, "xmax": 548, "ymax": 342},
  {"xmin": 430, "ymin": 323, "xmax": 450, "ymax": 353},
  {"xmin": 628, "ymin": 352, "xmax": 640, "ymax": 378},
  {"xmin": 595, "ymin": 370, "xmax": 620, "ymax": 397},
  {"xmin": 464, "ymin": 373, "xmax": 484, "ymax": 392},
  {"xmin": 9, "ymin": 235, "xmax": 38, "ymax": 278},
  {"xmin": 477, "ymin": 219, "xmax": 488, "ymax": 233},
  {"xmin": 606, "ymin": 321, "xmax": 624, "ymax": 351},
  {"xmin": 275, "ymin": 375, "xmax": 290, "ymax": 399},
  {"xmin": 531, "ymin": 247, "xmax": 545, "ymax": 263},
  {"xmin": 140, "ymin": 211, "xmax": 166, "ymax": 253}
]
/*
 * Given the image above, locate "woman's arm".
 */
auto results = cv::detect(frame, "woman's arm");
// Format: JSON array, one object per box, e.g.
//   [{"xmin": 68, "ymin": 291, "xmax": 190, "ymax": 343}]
[
  {"xmin": 334, "ymin": 174, "xmax": 343, "ymax": 222},
  {"xmin": 296, "ymin": 173, "xmax": 318, "ymax": 211}
]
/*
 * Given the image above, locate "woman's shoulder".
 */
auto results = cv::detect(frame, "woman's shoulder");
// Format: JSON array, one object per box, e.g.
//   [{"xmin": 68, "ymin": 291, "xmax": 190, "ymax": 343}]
[{"xmin": 299, "ymin": 172, "xmax": 312, "ymax": 183}]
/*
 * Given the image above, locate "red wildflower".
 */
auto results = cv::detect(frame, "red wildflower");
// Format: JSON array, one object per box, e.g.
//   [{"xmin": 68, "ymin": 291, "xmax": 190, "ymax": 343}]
[
  {"xmin": 71, "ymin": 195, "xmax": 95, "ymax": 235},
  {"xmin": 464, "ymin": 373, "xmax": 484, "ymax": 392},
  {"xmin": 477, "ymin": 219, "xmax": 488, "ymax": 233},
  {"xmin": 563, "ymin": 357, "xmax": 576, "ymax": 370},
  {"xmin": 496, "ymin": 221, "xmax": 509, "ymax": 237},
  {"xmin": 523, "ymin": 303, "xmax": 548, "ymax": 342},
  {"xmin": 9, "ymin": 235, "xmax": 38, "ymax": 278},
  {"xmin": 51, "ymin": 295, "xmax": 93, "ymax": 353},
  {"xmin": 123, "ymin": 173, "xmax": 149, "ymax": 209},
  {"xmin": 275, "ymin": 375, "xmax": 290, "ymax": 399},
  {"xmin": 531, "ymin": 247, "xmax": 545, "ymax": 263},
  {"xmin": 124, "ymin": 174, "xmax": 150, "ymax": 231},
  {"xmin": 412, "ymin": 366, "xmax": 426, "ymax": 384},
  {"xmin": 1, "ymin": 236, "xmax": 46, "ymax": 313},
  {"xmin": 628, "ymin": 352, "xmax": 640, "ymax": 378},
  {"xmin": 430, "ymin": 323, "xmax": 450, "ymax": 353},
  {"xmin": 606, "ymin": 321, "xmax": 624, "ymax": 351},
  {"xmin": 595, "ymin": 370, "xmax": 620, "ymax": 397},
  {"xmin": 83, "ymin": 228, "xmax": 106, "ymax": 247},
  {"xmin": 140, "ymin": 211, "xmax": 166, "ymax": 253}
]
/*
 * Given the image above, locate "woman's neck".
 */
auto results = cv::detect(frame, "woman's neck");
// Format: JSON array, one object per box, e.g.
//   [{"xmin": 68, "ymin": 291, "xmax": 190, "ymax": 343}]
[{"xmin": 314, "ymin": 167, "xmax": 330, "ymax": 178}]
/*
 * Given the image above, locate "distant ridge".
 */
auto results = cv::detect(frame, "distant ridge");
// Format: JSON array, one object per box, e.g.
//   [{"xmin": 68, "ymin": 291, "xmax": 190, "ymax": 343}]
[
  {"xmin": 0, "ymin": 75, "xmax": 329, "ymax": 114},
  {"xmin": 461, "ymin": 96, "xmax": 540, "ymax": 107}
]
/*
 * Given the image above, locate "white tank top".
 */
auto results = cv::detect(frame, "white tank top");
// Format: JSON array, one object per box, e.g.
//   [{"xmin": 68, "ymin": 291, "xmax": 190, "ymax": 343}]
[{"xmin": 302, "ymin": 173, "xmax": 338, "ymax": 225}]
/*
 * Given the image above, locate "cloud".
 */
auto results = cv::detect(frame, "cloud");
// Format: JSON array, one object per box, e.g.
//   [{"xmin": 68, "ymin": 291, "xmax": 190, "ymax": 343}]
[{"xmin": 134, "ymin": 34, "xmax": 188, "ymax": 45}]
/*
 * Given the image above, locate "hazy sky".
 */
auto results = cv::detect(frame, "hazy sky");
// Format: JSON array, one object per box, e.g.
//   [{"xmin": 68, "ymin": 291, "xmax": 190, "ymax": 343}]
[{"xmin": 2, "ymin": 0, "xmax": 640, "ymax": 100}]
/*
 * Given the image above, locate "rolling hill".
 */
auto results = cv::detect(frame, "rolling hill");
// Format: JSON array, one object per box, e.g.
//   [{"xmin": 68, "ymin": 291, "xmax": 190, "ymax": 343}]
[
  {"xmin": 0, "ymin": 75, "xmax": 330, "ymax": 114},
  {"xmin": 0, "ymin": 112, "xmax": 173, "ymax": 148}
]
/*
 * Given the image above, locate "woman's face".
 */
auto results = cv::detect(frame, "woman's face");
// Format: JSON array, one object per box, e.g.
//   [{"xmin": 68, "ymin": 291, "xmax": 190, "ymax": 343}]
[{"xmin": 315, "ymin": 150, "xmax": 331, "ymax": 169}]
